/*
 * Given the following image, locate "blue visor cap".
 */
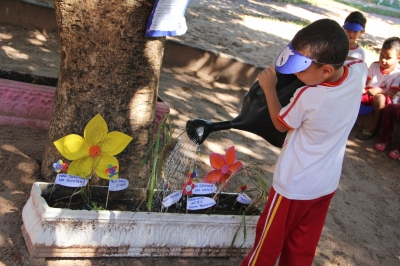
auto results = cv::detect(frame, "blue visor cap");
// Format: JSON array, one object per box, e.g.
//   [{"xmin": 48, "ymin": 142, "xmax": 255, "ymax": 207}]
[
  {"xmin": 343, "ymin": 22, "xmax": 364, "ymax": 32},
  {"xmin": 275, "ymin": 42, "xmax": 313, "ymax": 74}
]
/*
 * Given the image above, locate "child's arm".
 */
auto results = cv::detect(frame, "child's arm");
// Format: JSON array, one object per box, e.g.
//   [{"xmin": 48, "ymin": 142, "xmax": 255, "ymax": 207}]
[
  {"xmin": 364, "ymin": 86, "xmax": 396, "ymax": 97},
  {"xmin": 366, "ymin": 86, "xmax": 384, "ymax": 96},
  {"xmin": 258, "ymin": 66, "xmax": 288, "ymax": 132}
]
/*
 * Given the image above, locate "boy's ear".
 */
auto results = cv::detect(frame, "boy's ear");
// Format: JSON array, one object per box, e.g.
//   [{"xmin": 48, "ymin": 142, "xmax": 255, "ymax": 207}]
[
  {"xmin": 360, "ymin": 30, "xmax": 365, "ymax": 35},
  {"xmin": 322, "ymin": 65, "xmax": 335, "ymax": 78}
]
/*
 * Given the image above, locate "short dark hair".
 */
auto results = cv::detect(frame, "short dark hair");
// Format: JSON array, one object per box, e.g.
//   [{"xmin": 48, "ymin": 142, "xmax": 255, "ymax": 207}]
[
  {"xmin": 292, "ymin": 19, "xmax": 349, "ymax": 70},
  {"xmin": 345, "ymin": 11, "xmax": 367, "ymax": 29},
  {"xmin": 382, "ymin": 37, "xmax": 400, "ymax": 55}
]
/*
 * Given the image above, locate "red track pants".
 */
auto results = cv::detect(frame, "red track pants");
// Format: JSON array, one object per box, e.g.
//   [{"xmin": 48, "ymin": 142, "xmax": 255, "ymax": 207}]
[{"xmin": 241, "ymin": 187, "xmax": 335, "ymax": 266}]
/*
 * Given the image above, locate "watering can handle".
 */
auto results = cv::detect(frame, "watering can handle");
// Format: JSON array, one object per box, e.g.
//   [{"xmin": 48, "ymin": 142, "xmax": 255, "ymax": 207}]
[
  {"xmin": 230, "ymin": 73, "xmax": 304, "ymax": 147},
  {"xmin": 186, "ymin": 73, "xmax": 304, "ymax": 147}
]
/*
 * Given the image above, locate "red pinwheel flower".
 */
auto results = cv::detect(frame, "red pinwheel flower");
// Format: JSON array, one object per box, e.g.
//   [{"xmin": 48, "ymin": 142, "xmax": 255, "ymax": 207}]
[
  {"xmin": 203, "ymin": 146, "xmax": 243, "ymax": 184},
  {"xmin": 182, "ymin": 179, "xmax": 195, "ymax": 195}
]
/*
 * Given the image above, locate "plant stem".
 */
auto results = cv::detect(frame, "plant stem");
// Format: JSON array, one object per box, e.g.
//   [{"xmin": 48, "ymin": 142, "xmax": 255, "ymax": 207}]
[
  {"xmin": 212, "ymin": 174, "xmax": 235, "ymax": 201},
  {"xmin": 105, "ymin": 186, "xmax": 110, "ymax": 209},
  {"xmin": 48, "ymin": 183, "xmax": 56, "ymax": 201},
  {"xmin": 147, "ymin": 115, "xmax": 167, "ymax": 211},
  {"xmin": 186, "ymin": 194, "xmax": 189, "ymax": 214}
]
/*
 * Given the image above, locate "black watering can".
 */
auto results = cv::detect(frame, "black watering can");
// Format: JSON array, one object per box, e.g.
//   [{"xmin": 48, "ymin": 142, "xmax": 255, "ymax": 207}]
[{"xmin": 185, "ymin": 72, "xmax": 305, "ymax": 148}]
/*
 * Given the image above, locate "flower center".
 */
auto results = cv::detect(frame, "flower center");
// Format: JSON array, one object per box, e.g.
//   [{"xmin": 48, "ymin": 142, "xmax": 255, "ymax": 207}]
[
  {"xmin": 221, "ymin": 165, "xmax": 229, "ymax": 174},
  {"xmin": 89, "ymin": 145, "xmax": 101, "ymax": 157}
]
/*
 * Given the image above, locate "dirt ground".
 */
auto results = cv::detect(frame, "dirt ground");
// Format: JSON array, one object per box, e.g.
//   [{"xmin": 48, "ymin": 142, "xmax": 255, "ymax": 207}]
[{"xmin": 0, "ymin": 0, "xmax": 400, "ymax": 265}]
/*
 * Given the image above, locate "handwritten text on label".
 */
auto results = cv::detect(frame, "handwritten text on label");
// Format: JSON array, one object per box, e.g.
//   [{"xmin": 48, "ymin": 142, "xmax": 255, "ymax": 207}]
[
  {"xmin": 187, "ymin": 196, "xmax": 216, "ymax": 210},
  {"xmin": 193, "ymin": 183, "xmax": 217, "ymax": 195},
  {"xmin": 162, "ymin": 191, "xmax": 183, "ymax": 207},
  {"xmin": 108, "ymin": 178, "xmax": 129, "ymax": 191},
  {"xmin": 236, "ymin": 194, "xmax": 252, "ymax": 205},
  {"xmin": 55, "ymin": 174, "xmax": 88, "ymax": 187}
]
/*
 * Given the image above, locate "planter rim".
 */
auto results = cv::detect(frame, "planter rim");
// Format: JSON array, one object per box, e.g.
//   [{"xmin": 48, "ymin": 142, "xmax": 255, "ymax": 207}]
[
  {"xmin": 33, "ymin": 182, "xmax": 260, "ymax": 223},
  {"xmin": 22, "ymin": 182, "xmax": 259, "ymax": 257}
]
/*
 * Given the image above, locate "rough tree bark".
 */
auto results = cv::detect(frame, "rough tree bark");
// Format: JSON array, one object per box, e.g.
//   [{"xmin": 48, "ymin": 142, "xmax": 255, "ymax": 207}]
[{"xmin": 41, "ymin": 0, "xmax": 165, "ymax": 188}]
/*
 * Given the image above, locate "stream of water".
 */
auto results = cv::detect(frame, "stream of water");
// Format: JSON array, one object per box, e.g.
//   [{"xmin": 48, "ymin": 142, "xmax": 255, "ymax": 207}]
[{"xmin": 163, "ymin": 131, "xmax": 199, "ymax": 191}]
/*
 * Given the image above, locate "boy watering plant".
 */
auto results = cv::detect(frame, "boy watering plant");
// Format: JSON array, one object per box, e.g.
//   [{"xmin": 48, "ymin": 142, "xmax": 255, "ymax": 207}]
[{"xmin": 241, "ymin": 19, "xmax": 367, "ymax": 266}]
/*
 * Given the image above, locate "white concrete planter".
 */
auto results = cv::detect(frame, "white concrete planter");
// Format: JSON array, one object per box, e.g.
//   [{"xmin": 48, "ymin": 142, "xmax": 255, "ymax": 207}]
[{"xmin": 22, "ymin": 182, "xmax": 259, "ymax": 258}]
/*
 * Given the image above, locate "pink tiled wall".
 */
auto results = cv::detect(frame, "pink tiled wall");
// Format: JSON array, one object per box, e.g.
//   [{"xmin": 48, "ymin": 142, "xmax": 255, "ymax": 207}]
[
  {"xmin": 0, "ymin": 78, "xmax": 170, "ymax": 134},
  {"xmin": 0, "ymin": 78, "xmax": 54, "ymax": 129}
]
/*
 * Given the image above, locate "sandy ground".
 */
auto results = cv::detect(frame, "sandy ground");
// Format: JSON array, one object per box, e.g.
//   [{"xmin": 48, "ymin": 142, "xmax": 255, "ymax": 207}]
[{"xmin": 0, "ymin": 0, "xmax": 400, "ymax": 265}]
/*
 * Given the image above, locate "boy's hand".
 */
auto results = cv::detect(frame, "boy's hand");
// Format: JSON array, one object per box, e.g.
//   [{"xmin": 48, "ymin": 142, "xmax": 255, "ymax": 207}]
[
  {"xmin": 257, "ymin": 66, "xmax": 288, "ymax": 133},
  {"xmin": 258, "ymin": 66, "xmax": 278, "ymax": 93}
]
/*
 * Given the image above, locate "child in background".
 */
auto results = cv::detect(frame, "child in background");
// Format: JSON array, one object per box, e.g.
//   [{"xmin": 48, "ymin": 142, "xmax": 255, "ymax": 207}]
[
  {"xmin": 241, "ymin": 19, "xmax": 367, "ymax": 266},
  {"xmin": 374, "ymin": 103, "xmax": 400, "ymax": 161},
  {"xmin": 343, "ymin": 11, "xmax": 367, "ymax": 61},
  {"xmin": 356, "ymin": 37, "xmax": 400, "ymax": 140}
]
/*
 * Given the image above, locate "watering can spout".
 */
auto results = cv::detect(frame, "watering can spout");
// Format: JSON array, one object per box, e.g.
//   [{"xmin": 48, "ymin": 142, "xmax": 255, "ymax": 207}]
[
  {"xmin": 185, "ymin": 119, "xmax": 232, "ymax": 145},
  {"xmin": 186, "ymin": 73, "xmax": 304, "ymax": 148}
]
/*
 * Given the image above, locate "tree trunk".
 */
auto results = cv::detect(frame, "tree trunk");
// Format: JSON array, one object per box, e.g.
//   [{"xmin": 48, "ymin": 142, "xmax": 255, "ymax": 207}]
[{"xmin": 41, "ymin": 0, "xmax": 165, "ymax": 188}]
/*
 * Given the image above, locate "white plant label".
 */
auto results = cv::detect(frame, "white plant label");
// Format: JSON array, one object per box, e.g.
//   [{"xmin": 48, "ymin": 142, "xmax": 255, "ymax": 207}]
[
  {"xmin": 237, "ymin": 194, "xmax": 252, "ymax": 205},
  {"xmin": 108, "ymin": 178, "xmax": 129, "ymax": 191},
  {"xmin": 55, "ymin": 174, "xmax": 88, "ymax": 187},
  {"xmin": 193, "ymin": 183, "xmax": 217, "ymax": 195},
  {"xmin": 187, "ymin": 196, "xmax": 216, "ymax": 210},
  {"xmin": 162, "ymin": 191, "xmax": 182, "ymax": 207}
]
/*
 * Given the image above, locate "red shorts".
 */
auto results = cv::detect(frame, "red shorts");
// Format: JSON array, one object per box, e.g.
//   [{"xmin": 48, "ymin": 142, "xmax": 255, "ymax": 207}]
[
  {"xmin": 241, "ymin": 188, "xmax": 335, "ymax": 266},
  {"xmin": 361, "ymin": 88, "xmax": 392, "ymax": 106}
]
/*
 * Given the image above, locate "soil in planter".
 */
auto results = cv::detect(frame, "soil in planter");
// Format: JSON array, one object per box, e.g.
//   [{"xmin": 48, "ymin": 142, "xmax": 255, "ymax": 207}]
[{"xmin": 41, "ymin": 184, "xmax": 261, "ymax": 216}]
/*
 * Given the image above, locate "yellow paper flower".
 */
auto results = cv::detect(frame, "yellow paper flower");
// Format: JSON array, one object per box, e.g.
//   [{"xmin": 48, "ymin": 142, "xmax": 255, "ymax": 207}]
[{"xmin": 53, "ymin": 114, "xmax": 133, "ymax": 180}]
